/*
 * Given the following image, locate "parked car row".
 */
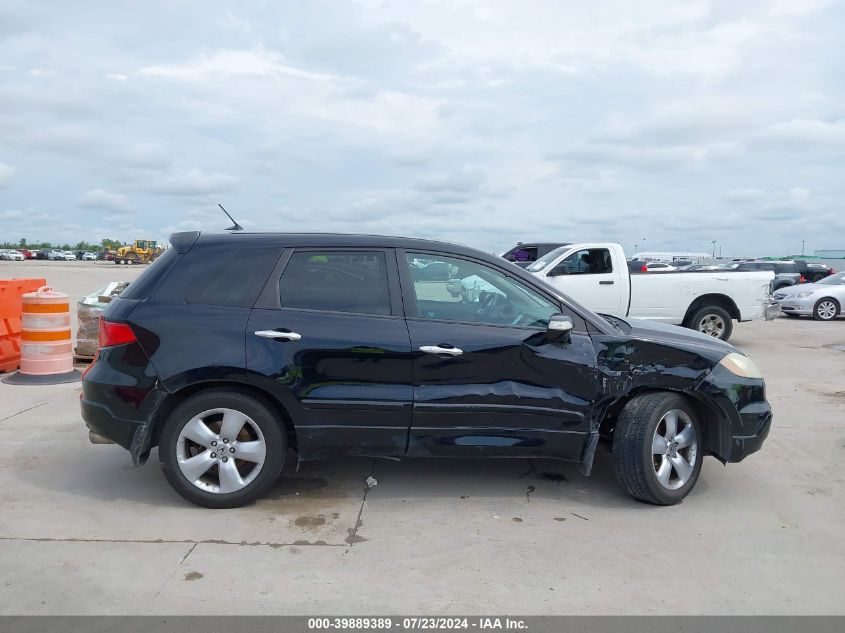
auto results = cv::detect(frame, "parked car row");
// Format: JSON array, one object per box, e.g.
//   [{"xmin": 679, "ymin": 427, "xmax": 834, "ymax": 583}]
[
  {"xmin": 0, "ymin": 249, "xmax": 25, "ymax": 260},
  {"xmin": 0, "ymin": 248, "xmax": 105, "ymax": 261}
]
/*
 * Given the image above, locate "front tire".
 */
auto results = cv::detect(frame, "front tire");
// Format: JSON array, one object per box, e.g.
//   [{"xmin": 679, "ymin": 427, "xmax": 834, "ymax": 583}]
[
  {"xmin": 813, "ymin": 298, "xmax": 840, "ymax": 321},
  {"xmin": 689, "ymin": 305, "xmax": 733, "ymax": 341},
  {"xmin": 612, "ymin": 392, "xmax": 704, "ymax": 505},
  {"xmin": 159, "ymin": 390, "xmax": 285, "ymax": 508}
]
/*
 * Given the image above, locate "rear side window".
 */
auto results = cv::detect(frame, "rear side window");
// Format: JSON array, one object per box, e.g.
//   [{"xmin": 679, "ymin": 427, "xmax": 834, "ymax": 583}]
[
  {"xmin": 186, "ymin": 248, "xmax": 281, "ymax": 308},
  {"xmin": 774, "ymin": 263, "xmax": 798, "ymax": 274},
  {"xmin": 279, "ymin": 251, "xmax": 392, "ymax": 315}
]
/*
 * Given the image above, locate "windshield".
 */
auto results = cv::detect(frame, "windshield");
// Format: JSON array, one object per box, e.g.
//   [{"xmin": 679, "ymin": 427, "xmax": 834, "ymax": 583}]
[
  {"xmin": 817, "ymin": 271, "xmax": 845, "ymax": 285},
  {"xmin": 525, "ymin": 246, "xmax": 570, "ymax": 272}
]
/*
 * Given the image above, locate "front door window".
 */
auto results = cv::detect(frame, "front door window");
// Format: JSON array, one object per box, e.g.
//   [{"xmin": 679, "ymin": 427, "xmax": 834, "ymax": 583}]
[{"xmin": 405, "ymin": 253, "xmax": 560, "ymax": 328}]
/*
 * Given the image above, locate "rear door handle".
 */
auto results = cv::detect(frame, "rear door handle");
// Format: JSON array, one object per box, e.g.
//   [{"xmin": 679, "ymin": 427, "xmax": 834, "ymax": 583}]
[
  {"xmin": 420, "ymin": 345, "xmax": 463, "ymax": 356},
  {"xmin": 254, "ymin": 330, "xmax": 302, "ymax": 341},
  {"xmin": 599, "ymin": 280, "xmax": 614, "ymax": 285}
]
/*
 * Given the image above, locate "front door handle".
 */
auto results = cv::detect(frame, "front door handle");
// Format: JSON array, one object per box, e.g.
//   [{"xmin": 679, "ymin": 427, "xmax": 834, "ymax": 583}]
[
  {"xmin": 599, "ymin": 280, "xmax": 614, "ymax": 285},
  {"xmin": 420, "ymin": 345, "xmax": 463, "ymax": 356},
  {"xmin": 254, "ymin": 330, "xmax": 302, "ymax": 341}
]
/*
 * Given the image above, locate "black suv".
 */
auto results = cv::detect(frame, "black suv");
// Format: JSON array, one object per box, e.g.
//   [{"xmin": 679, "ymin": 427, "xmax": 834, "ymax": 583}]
[{"xmin": 82, "ymin": 232, "xmax": 771, "ymax": 508}]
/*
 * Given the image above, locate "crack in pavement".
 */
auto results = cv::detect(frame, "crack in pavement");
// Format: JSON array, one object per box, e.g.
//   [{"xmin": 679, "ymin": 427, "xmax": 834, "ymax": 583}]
[
  {"xmin": 344, "ymin": 458, "xmax": 375, "ymax": 551},
  {"xmin": 0, "ymin": 536, "xmax": 346, "ymax": 548},
  {"xmin": 178, "ymin": 541, "xmax": 198, "ymax": 565},
  {"xmin": 0, "ymin": 401, "xmax": 52, "ymax": 423}
]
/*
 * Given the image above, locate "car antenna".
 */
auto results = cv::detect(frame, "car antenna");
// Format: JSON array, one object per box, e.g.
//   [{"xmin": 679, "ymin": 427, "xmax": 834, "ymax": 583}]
[{"xmin": 218, "ymin": 203, "xmax": 244, "ymax": 231}]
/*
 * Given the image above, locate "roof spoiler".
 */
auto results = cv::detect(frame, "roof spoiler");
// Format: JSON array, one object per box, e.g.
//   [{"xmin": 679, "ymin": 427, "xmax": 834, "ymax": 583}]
[{"xmin": 170, "ymin": 231, "xmax": 200, "ymax": 254}]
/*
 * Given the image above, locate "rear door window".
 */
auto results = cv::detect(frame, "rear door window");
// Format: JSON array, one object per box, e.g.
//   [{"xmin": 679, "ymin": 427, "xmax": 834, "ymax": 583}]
[{"xmin": 279, "ymin": 251, "xmax": 392, "ymax": 315}]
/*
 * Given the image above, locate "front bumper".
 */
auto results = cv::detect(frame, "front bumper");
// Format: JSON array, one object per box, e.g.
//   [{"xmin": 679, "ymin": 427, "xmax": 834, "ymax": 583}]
[
  {"xmin": 695, "ymin": 364, "xmax": 772, "ymax": 462},
  {"xmin": 776, "ymin": 295, "xmax": 815, "ymax": 316}
]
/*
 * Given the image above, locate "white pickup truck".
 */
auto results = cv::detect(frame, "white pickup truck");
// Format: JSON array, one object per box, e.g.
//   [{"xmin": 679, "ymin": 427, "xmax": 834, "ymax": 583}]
[{"xmin": 524, "ymin": 243, "xmax": 777, "ymax": 341}]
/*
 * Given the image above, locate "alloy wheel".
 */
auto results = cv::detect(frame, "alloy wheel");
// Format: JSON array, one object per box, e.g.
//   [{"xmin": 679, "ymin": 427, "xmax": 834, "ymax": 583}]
[
  {"xmin": 651, "ymin": 409, "xmax": 698, "ymax": 490},
  {"xmin": 817, "ymin": 301, "xmax": 837, "ymax": 320},
  {"xmin": 697, "ymin": 314, "xmax": 725, "ymax": 337},
  {"xmin": 175, "ymin": 408, "xmax": 267, "ymax": 494}
]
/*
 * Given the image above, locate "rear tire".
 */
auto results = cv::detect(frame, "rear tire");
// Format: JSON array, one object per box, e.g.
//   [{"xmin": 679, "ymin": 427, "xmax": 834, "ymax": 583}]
[
  {"xmin": 612, "ymin": 392, "xmax": 704, "ymax": 505},
  {"xmin": 813, "ymin": 298, "xmax": 840, "ymax": 321},
  {"xmin": 689, "ymin": 305, "xmax": 733, "ymax": 341},
  {"xmin": 159, "ymin": 390, "xmax": 285, "ymax": 508}
]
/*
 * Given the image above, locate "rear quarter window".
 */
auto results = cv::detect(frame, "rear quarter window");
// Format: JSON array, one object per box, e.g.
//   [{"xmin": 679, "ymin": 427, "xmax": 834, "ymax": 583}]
[{"xmin": 185, "ymin": 247, "xmax": 282, "ymax": 308}]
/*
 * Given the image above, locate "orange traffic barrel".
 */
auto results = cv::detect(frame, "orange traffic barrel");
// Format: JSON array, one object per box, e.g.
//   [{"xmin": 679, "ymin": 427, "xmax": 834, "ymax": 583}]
[{"xmin": 2, "ymin": 286, "xmax": 80, "ymax": 385}]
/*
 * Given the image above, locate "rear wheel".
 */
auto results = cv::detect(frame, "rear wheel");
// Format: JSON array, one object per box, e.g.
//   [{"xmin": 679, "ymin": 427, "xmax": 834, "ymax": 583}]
[
  {"xmin": 813, "ymin": 298, "xmax": 840, "ymax": 321},
  {"xmin": 689, "ymin": 305, "xmax": 733, "ymax": 341},
  {"xmin": 159, "ymin": 390, "xmax": 285, "ymax": 508},
  {"xmin": 612, "ymin": 392, "xmax": 703, "ymax": 505}
]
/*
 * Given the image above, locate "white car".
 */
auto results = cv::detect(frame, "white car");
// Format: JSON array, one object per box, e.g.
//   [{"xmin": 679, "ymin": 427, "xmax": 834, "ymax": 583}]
[
  {"xmin": 62, "ymin": 251, "xmax": 77, "ymax": 261},
  {"xmin": 773, "ymin": 271, "xmax": 845, "ymax": 321},
  {"xmin": 0, "ymin": 249, "xmax": 24, "ymax": 261},
  {"xmin": 82, "ymin": 252, "xmax": 98, "ymax": 261},
  {"xmin": 643, "ymin": 262, "xmax": 677, "ymax": 272}
]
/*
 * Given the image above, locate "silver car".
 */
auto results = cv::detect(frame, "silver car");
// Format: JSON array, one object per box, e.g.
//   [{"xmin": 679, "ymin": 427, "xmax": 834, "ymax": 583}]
[
  {"xmin": 774, "ymin": 271, "xmax": 845, "ymax": 321},
  {"xmin": 0, "ymin": 249, "xmax": 24, "ymax": 261}
]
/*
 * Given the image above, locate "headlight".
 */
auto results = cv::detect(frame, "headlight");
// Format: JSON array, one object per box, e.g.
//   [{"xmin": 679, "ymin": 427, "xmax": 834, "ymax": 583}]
[
  {"xmin": 719, "ymin": 352, "xmax": 764, "ymax": 379},
  {"xmin": 794, "ymin": 292, "xmax": 814, "ymax": 298}
]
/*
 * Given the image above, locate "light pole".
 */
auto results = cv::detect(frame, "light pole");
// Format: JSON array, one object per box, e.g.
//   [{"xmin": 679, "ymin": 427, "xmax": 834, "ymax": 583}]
[
  {"xmin": 711, "ymin": 240, "xmax": 718, "ymax": 259},
  {"xmin": 801, "ymin": 240, "xmax": 805, "ymax": 256}
]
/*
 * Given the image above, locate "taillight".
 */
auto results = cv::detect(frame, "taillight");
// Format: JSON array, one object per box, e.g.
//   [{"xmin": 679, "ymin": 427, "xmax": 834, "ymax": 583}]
[
  {"xmin": 641, "ymin": 265, "xmax": 648, "ymax": 272},
  {"xmin": 799, "ymin": 275, "xmax": 806, "ymax": 283},
  {"xmin": 98, "ymin": 318, "xmax": 138, "ymax": 348}
]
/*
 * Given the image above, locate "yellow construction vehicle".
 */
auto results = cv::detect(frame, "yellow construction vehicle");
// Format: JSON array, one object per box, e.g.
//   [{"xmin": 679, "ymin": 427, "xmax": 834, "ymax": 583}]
[{"xmin": 113, "ymin": 239, "xmax": 162, "ymax": 265}]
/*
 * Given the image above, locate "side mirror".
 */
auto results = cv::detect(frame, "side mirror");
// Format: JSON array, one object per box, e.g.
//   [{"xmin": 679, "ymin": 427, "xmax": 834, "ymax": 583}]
[
  {"xmin": 547, "ymin": 264, "xmax": 569, "ymax": 277},
  {"xmin": 547, "ymin": 314, "xmax": 574, "ymax": 342}
]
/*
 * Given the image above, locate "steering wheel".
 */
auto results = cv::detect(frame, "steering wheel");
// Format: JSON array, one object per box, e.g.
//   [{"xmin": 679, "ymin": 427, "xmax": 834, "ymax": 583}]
[{"xmin": 477, "ymin": 291, "xmax": 512, "ymax": 322}]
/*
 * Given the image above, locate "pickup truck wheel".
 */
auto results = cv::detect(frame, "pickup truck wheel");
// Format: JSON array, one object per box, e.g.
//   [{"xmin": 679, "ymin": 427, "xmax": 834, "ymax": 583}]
[
  {"xmin": 690, "ymin": 305, "xmax": 733, "ymax": 341},
  {"xmin": 612, "ymin": 392, "xmax": 703, "ymax": 505},
  {"xmin": 159, "ymin": 390, "xmax": 285, "ymax": 508},
  {"xmin": 813, "ymin": 298, "xmax": 840, "ymax": 321}
]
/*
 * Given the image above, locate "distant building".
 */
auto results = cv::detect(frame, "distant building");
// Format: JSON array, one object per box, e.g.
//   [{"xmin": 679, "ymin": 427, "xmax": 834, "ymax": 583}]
[{"xmin": 814, "ymin": 249, "xmax": 845, "ymax": 259}]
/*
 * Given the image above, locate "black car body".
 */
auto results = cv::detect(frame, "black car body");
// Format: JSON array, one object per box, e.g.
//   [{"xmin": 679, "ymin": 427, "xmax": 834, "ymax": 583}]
[{"xmin": 81, "ymin": 232, "xmax": 771, "ymax": 507}]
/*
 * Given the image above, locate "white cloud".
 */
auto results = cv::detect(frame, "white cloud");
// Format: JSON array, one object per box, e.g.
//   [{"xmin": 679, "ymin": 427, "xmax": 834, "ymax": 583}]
[
  {"xmin": 140, "ymin": 48, "xmax": 337, "ymax": 83},
  {"xmin": 147, "ymin": 168, "xmax": 238, "ymax": 196},
  {"xmin": 759, "ymin": 118, "xmax": 845, "ymax": 147},
  {"xmin": 77, "ymin": 188, "xmax": 132, "ymax": 213},
  {"xmin": 0, "ymin": 162, "xmax": 16, "ymax": 186}
]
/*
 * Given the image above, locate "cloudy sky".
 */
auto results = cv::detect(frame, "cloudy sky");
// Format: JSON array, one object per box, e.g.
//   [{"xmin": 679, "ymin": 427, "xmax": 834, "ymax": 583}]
[{"xmin": 1, "ymin": 0, "xmax": 843, "ymax": 257}]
